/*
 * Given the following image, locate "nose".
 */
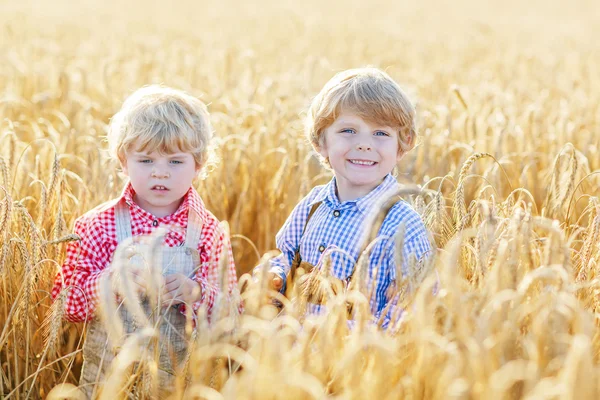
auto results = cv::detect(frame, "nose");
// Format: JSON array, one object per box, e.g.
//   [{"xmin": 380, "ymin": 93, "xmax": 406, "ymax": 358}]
[
  {"xmin": 356, "ymin": 143, "xmax": 372, "ymax": 151},
  {"xmin": 151, "ymin": 167, "xmax": 170, "ymax": 179}
]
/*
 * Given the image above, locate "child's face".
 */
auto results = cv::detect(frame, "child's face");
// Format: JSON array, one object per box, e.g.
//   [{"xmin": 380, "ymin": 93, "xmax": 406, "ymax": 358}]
[
  {"xmin": 318, "ymin": 111, "xmax": 401, "ymax": 202},
  {"xmin": 122, "ymin": 148, "xmax": 200, "ymax": 217}
]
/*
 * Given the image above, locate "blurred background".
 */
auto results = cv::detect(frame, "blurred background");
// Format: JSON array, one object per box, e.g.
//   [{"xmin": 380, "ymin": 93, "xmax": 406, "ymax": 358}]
[{"xmin": 1, "ymin": 1, "xmax": 599, "ymax": 397}]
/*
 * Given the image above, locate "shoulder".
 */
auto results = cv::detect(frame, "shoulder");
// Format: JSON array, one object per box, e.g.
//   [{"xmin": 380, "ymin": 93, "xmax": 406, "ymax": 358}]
[
  {"xmin": 184, "ymin": 188, "xmax": 221, "ymax": 236},
  {"xmin": 380, "ymin": 199, "xmax": 428, "ymax": 242},
  {"xmin": 73, "ymin": 199, "xmax": 118, "ymax": 232},
  {"xmin": 197, "ymin": 207, "xmax": 230, "ymax": 253},
  {"xmin": 293, "ymin": 184, "xmax": 328, "ymax": 214},
  {"xmin": 82, "ymin": 198, "xmax": 118, "ymax": 218},
  {"xmin": 275, "ymin": 184, "xmax": 328, "ymax": 241},
  {"xmin": 301, "ymin": 184, "xmax": 327, "ymax": 205},
  {"xmin": 68, "ymin": 199, "xmax": 119, "ymax": 250},
  {"xmin": 282, "ymin": 183, "xmax": 328, "ymax": 227},
  {"xmin": 200, "ymin": 208, "xmax": 222, "ymax": 234}
]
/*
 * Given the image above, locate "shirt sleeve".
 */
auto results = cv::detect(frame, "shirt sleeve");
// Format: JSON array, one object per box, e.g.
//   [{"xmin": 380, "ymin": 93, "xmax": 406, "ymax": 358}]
[
  {"xmin": 51, "ymin": 215, "xmax": 115, "ymax": 322},
  {"xmin": 389, "ymin": 213, "xmax": 432, "ymax": 281},
  {"xmin": 374, "ymin": 223, "xmax": 433, "ymax": 329},
  {"xmin": 186, "ymin": 222, "xmax": 239, "ymax": 320},
  {"xmin": 261, "ymin": 188, "xmax": 322, "ymax": 292}
]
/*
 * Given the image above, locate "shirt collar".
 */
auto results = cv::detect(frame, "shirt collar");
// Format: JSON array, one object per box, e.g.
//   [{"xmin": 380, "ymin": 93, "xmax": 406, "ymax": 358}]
[
  {"xmin": 119, "ymin": 182, "xmax": 206, "ymax": 222},
  {"xmin": 308, "ymin": 174, "xmax": 399, "ymax": 215},
  {"xmin": 307, "ymin": 182, "xmax": 330, "ymax": 207}
]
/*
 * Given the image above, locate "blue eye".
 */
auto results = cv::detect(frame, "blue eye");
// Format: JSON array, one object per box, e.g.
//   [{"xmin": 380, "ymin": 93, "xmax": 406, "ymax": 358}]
[
  {"xmin": 374, "ymin": 131, "xmax": 390, "ymax": 137},
  {"xmin": 170, "ymin": 160, "xmax": 183, "ymax": 165},
  {"xmin": 139, "ymin": 159, "xmax": 152, "ymax": 163},
  {"xmin": 340, "ymin": 129, "xmax": 355, "ymax": 134}
]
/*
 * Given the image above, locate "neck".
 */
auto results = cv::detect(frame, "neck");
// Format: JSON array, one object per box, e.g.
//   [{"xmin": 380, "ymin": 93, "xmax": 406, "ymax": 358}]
[
  {"xmin": 132, "ymin": 193, "xmax": 184, "ymax": 218},
  {"xmin": 335, "ymin": 179, "xmax": 383, "ymax": 202}
]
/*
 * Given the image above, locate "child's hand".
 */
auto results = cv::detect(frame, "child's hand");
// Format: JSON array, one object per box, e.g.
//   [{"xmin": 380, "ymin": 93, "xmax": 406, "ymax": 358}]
[
  {"xmin": 162, "ymin": 273, "xmax": 202, "ymax": 306},
  {"xmin": 123, "ymin": 266, "xmax": 149, "ymax": 296},
  {"xmin": 269, "ymin": 272, "xmax": 284, "ymax": 292},
  {"xmin": 251, "ymin": 268, "xmax": 284, "ymax": 292}
]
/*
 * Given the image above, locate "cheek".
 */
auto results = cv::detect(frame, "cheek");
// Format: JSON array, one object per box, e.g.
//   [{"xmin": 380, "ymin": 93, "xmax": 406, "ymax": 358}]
[
  {"xmin": 178, "ymin": 166, "xmax": 198, "ymax": 181},
  {"xmin": 326, "ymin": 141, "xmax": 348, "ymax": 156},
  {"xmin": 129, "ymin": 165, "xmax": 146, "ymax": 177},
  {"xmin": 377, "ymin": 144, "xmax": 399, "ymax": 163}
]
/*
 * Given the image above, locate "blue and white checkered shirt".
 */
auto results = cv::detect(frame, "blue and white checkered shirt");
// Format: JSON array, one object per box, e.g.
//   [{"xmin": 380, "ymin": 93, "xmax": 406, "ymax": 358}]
[{"xmin": 269, "ymin": 174, "xmax": 431, "ymax": 322}]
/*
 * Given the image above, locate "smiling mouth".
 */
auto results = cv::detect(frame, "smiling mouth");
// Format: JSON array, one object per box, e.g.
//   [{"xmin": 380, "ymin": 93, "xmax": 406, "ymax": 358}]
[
  {"xmin": 348, "ymin": 159, "xmax": 377, "ymax": 166},
  {"xmin": 151, "ymin": 185, "xmax": 169, "ymax": 191}
]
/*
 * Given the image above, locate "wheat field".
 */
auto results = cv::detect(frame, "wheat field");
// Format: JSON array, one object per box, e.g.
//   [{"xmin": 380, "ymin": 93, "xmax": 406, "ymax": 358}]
[{"xmin": 1, "ymin": 0, "xmax": 600, "ymax": 398}]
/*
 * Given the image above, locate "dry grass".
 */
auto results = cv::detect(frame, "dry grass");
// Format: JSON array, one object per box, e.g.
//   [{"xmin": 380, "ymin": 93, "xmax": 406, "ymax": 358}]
[{"xmin": 1, "ymin": 0, "xmax": 600, "ymax": 398}]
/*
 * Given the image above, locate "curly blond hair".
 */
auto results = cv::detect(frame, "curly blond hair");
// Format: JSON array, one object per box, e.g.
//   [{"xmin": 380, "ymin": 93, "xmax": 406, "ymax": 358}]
[{"xmin": 107, "ymin": 85, "xmax": 217, "ymax": 174}]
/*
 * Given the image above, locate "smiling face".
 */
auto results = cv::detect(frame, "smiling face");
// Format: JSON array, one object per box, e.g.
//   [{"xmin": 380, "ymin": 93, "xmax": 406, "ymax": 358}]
[
  {"xmin": 122, "ymin": 148, "xmax": 200, "ymax": 217},
  {"xmin": 318, "ymin": 111, "xmax": 402, "ymax": 202}
]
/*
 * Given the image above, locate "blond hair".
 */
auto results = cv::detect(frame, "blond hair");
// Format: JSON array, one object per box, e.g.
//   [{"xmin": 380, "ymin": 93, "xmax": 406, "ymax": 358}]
[
  {"xmin": 107, "ymin": 85, "xmax": 216, "ymax": 173},
  {"xmin": 306, "ymin": 68, "xmax": 417, "ymax": 165}
]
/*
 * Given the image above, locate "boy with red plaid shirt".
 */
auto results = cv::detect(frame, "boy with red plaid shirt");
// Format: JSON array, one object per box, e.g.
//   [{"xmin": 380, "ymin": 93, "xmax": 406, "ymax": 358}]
[{"xmin": 52, "ymin": 85, "xmax": 238, "ymax": 397}]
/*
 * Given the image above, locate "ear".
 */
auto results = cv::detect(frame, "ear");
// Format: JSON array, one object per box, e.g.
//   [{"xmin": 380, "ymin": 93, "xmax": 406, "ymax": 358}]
[
  {"xmin": 316, "ymin": 137, "xmax": 328, "ymax": 159},
  {"xmin": 120, "ymin": 158, "xmax": 129, "ymax": 176},
  {"xmin": 317, "ymin": 145, "xmax": 328, "ymax": 160}
]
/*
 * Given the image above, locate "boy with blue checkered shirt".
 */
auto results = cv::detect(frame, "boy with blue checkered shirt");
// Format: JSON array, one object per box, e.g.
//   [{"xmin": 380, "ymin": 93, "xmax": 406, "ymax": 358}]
[{"xmin": 266, "ymin": 67, "xmax": 431, "ymax": 325}]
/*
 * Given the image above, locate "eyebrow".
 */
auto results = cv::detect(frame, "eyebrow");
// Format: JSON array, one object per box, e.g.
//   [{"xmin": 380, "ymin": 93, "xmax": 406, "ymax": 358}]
[
  {"xmin": 132, "ymin": 152, "xmax": 188, "ymax": 158},
  {"xmin": 334, "ymin": 120, "xmax": 394, "ymax": 131},
  {"xmin": 334, "ymin": 119, "xmax": 359, "ymax": 126}
]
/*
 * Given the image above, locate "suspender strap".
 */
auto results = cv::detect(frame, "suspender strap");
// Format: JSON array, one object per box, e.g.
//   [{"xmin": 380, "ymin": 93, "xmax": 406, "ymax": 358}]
[
  {"xmin": 114, "ymin": 201, "xmax": 203, "ymax": 246},
  {"xmin": 304, "ymin": 202, "xmax": 322, "ymax": 235},
  {"xmin": 114, "ymin": 201, "xmax": 133, "ymax": 241},
  {"xmin": 184, "ymin": 209, "xmax": 203, "ymax": 248},
  {"xmin": 288, "ymin": 201, "xmax": 322, "ymax": 283},
  {"xmin": 286, "ymin": 196, "xmax": 403, "ymax": 295}
]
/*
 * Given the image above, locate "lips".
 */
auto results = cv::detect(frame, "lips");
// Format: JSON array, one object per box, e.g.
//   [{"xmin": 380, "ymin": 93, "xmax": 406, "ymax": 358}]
[{"xmin": 151, "ymin": 185, "xmax": 169, "ymax": 191}]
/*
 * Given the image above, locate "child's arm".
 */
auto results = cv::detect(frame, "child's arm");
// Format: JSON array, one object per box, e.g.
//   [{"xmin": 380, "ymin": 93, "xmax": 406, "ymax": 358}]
[
  {"xmin": 254, "ymin": 186, "xmax": 323, "ymax": 292},
  {"xmin": 375, "ymin": 223, "xmax": 433, "ymax": 329},
  {"xmin": 51, "ymin": 216, "xmax": 116, "ymax": 322},
  {"xmin": 266, "ymin": 227, "xmax": 298, "ymax": 293},
  {"xmin": 265, "ymin": 199, "xmax": 316, "ymax": 292}
]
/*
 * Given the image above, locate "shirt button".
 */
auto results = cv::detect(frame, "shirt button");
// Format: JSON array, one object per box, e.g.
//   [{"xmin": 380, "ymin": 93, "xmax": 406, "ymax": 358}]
[
  {"xmin": 333, "ymin": 210, "xmax": 340, "ymax": 217},
  {"xmin": 152, "ymin": 220, "xmax": 158, "ymax": 227},
  {"xmin": 318, "ymin": 245, "xmax": 326, "ymax": 252},
  {"xmin": 185, "ymin": 248, "xmax": 192, "ymax": 255}
]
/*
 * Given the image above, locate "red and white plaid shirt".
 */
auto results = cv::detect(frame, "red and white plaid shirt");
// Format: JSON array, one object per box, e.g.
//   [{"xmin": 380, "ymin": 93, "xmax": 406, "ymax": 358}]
[{"xmin": 51, "ymin": 183, "xmax": 238, "ymax": 323}]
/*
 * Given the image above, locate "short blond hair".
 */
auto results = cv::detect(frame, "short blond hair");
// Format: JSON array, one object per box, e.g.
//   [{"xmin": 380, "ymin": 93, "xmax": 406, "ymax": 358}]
[
  {"xmin": 306, "ymin": 68, "xmax": 417, "ymax": 162},
  {"xmin": 107, "ymin": 85, "xmax": 216, "ymax": 172}
]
